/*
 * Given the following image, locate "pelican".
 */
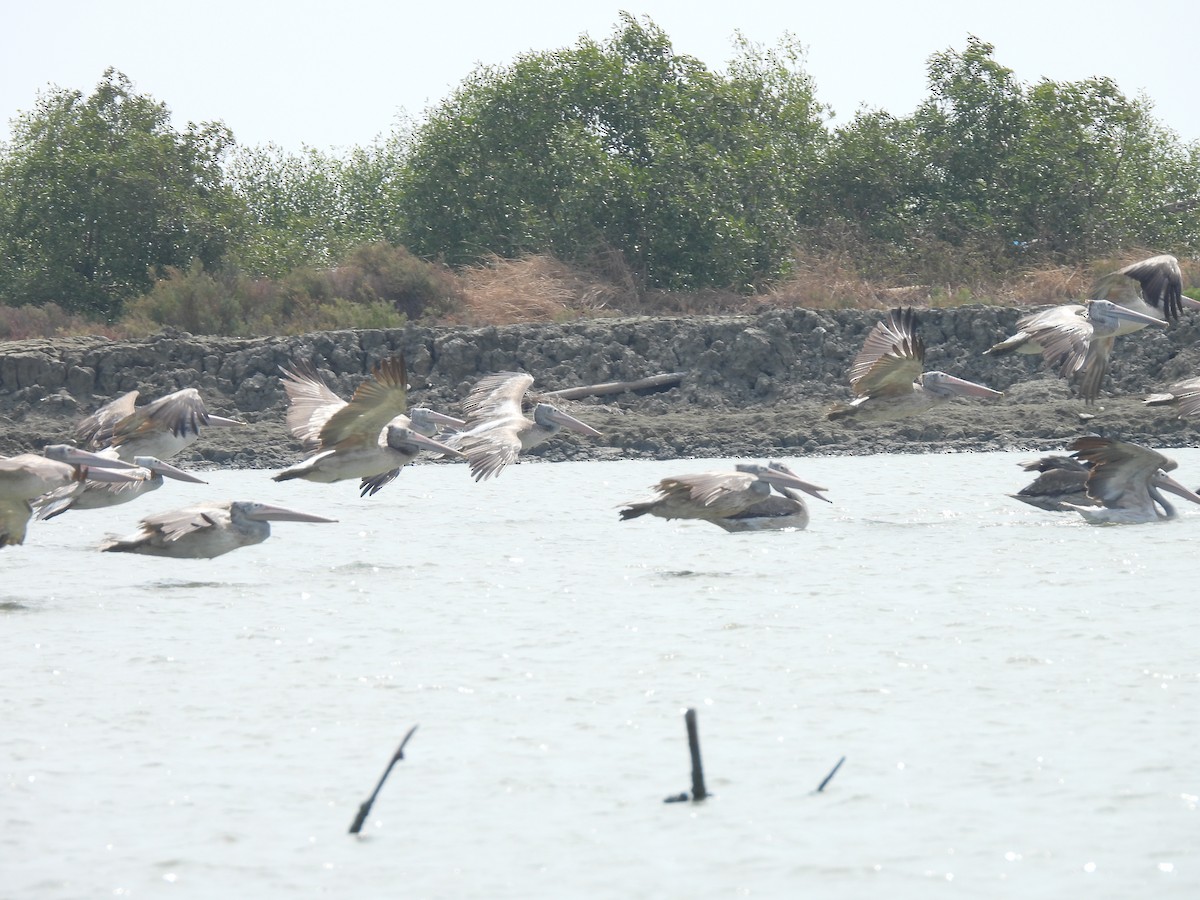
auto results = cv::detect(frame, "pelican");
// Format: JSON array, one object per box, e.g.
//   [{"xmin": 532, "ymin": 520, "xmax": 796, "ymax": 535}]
[
  {"xmin": 985, "ymin": 253, "xmax": 1190, "ymax": 358},
  {"xmin": 101, "ymin": 500, "xmax": 336, "ymax": 558},
  {"xmin": 0, "ymin": 445, "xmax": 142, "ymax": 547},
  {"xmin": 710, "ymin": 486, "xmax": 817, "ymax": 532},
  {"xmin": 1144, "ymin": 376, "xmax": 1200, "ymax": 419},
  {"xmin": 827, "ymin": 307, "xmax": 1002, "ymax": 421},
  {"xmin": 447, "ymin": 373, "xmax": 602, "ymax": 481},
  {"xmin": 1008, "ymin": 454, "xmax": 1095, "ymax": 512},
  {"xmin": 76, "ymin": 388, "xmax": 245, "ymax": 461},
  {"xmin": 34, "ymin": 455, "xmax": 207, "ymax": 520},
  {"xmin": 619, "ymin": 461, "xmax": 829, "ymax": 524},
  {"xmin": 1061, "ymin": 436, "xmax": 1200, "ymax": 524},
  {"xmin": 273, "ymin": 357, "xmax": 462, "ymax": 487},
  {"xmin": 1006, "ymin": 300, "xmax": 1166, "ymax": 402}
]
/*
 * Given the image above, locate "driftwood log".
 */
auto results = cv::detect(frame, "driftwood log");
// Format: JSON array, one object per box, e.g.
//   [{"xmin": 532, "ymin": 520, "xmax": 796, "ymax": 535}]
[{"xmin": 540, "ymin": 372, "xmax": 685, "ymax": 401}]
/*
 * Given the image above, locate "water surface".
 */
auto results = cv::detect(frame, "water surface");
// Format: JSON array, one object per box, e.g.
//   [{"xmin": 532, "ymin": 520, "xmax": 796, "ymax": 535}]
[{"xmin": 3, "ymin": 453, "xmax": 1197, "ymax": 898}]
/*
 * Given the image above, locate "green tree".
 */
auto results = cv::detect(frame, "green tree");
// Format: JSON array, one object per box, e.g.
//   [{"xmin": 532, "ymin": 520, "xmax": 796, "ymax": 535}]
[
  {"xmin": 398, "ymin": 14, "xmax": 827, "ymax": 291},
  {"xmin": 0, "ymin": 68, "xmax": 240, "ymax": 318}
]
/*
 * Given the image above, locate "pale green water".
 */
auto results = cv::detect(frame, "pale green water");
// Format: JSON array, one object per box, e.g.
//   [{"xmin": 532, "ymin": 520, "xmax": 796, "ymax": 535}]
[{"xmin": 2, "ymin": 453, "xmax": 1197, "ymax": 898}]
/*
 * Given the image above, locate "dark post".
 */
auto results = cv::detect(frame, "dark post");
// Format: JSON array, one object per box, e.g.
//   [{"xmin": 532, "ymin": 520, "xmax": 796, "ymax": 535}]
[
  {"xmin": 685, "ymin": 708, "xmax": 708, "ymax": 801},
  {"xmin": 348, "ymin": 724, "xmax": 419, "ymax": 835}
]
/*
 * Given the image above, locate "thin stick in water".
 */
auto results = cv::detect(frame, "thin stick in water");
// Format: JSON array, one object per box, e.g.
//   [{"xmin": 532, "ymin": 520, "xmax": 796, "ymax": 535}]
[
  {"xmin": 815, "ymin": 755, "xmax": 846, "ymax": 793},
  {"xmin": 348, "ymin": 724, "xmax": 419, "ymax": 835}
]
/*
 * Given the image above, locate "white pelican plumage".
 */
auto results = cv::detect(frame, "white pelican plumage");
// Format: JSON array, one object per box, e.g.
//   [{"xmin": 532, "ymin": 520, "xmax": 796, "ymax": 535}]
[
  {"xmin": 619, "ymin": 461, "xmax": 829, "ymax": 525},
  {"xmin": 273, "ymin": 357, "xmax": 462, "ymax": 487},
  {"xmin": 34, "ymin": 455, "xmax": 207, "ymax": 520},
  {"xmin": 827, "ymin": 307, "xmax": 1002, "ymax": 421},
  {"xmin": 0, "ymin": 445, "xmax": 142, "ymax": 547},
  {"xmin": 986, "ymin": 254, "xmax": 1191, "ymax": 359},
  {"xmin": 1144, "ymin": 376, "xmax": 1200, "ymax": 419},
  {"xmin": 77, "ymin": 388, "xmax": 245, "ymax": 461},
  {"xmin": 1007, "ymin": 299, "xmax": 1166, "ymax": 402},
  {"xmin": 1061, "ymin": 436, "xmax": 1200, "ymax": 524},
  {"xmin": 101, "ymin": 500, "xmax": 336, "ymax": 558},
  {"xmin": 447, "ymin": 372, "xmax": 602, "ymax": 481}
]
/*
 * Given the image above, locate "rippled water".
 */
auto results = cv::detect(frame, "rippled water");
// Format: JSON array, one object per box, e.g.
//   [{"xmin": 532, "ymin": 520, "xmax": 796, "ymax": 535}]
[{"xmin": 3, "ymin": 453, "xmax": 1198, "ymax": 898}]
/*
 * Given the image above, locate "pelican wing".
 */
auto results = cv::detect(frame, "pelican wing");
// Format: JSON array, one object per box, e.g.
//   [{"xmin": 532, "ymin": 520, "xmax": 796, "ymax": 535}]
[
  {"xmin": 76, "ymin": 390, "xmax": 139, "ymax": 449},
  {"xmin": 0, "ymin": 498, "xmax": 34, "ymax": 547},
  {"xmin": 1160, "ymin": 376, "xmax": 1200, "ymax": 418},
  {"xmin": 318, "ymin": 357, "xmax": 409, "ymax": 450},
  {"xmin": 1023, "ymin": 307, "xmax": 1092, "ymax": 378},
  {"xmin": 136, "ymin": 502, "xmax": 229, "ymax": 543},
  {"xmin": 1071, "ymin": 437, "xmax": 1171, "ymax": 507},
  {"xmin": 1093, "ymin": 254, "xmax": 1183, "ymax": 321},
  {"xmin": 461, "ymin": 373, "xmax": 535, "ymax": 423},
  {"xmin": 458, "ymin": 424, "xmax": 524, "ymax": 481},
  {"xmin": 848, "ymin": 308, "xmax": 925, "ymax": 398},
  {"xmin": 657, "ymin": 471, "xmax": 755, "ymax": 506},
  {"xmin": 1071, "ymin": 335, "xmax": 1116, "ymax": 403},
  {"xmin": 280, "ymin": 363, "xmax": 347, "ymax": 451},
  {"xmin": 110, "ymin": 388, "xmax": 211, "ymax": 446}
]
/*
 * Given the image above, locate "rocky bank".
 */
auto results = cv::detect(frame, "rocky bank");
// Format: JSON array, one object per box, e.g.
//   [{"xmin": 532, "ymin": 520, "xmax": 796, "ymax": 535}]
[{"xmin": 3, "ymin": 306, "xmax": 1200, "ymax": 469}]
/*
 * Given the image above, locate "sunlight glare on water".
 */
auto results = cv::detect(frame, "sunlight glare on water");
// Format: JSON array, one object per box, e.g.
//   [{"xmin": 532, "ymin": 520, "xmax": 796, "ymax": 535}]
[{"xmin": 2, "ymin": 452, "xmax": 1198, "ymax": 898}]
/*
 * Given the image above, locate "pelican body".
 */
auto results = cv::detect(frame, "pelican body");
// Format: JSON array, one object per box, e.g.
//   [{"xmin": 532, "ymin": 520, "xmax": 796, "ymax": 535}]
[
  {"xmin": 35, "ymin": 455, "xmax": 207, "ymax": 520},
  {"xmin": 273, "ymin": 358, "xmax": 463, "ymax": 488},
  {"xmin": 449, "ymin": 373, "xmax": 602, "ymax": 481},
  {"xmin": 0, "ymin": 445, "xmax": 142, "ymax": 547},
  {"xmin": 1144, "ymin": 376, "xmax": 1200, "ymax": 419},
  {"xmin": 828, "ymin": 307, "xmax": 1001, "ymax": 422},
  {"xmin": 710, "ymin": 486, "xmax": 814, "ymax": 532},
  {"xmin": 102, "ymin": 501, "xmax": 336, "ymax": 558},
  {"xmin": 77, "ymin": 388, "xmax": 245, "ymax": 461},
  {"xmin": 1062, "ymin": 436, "xmax": 1200, "ymax": 524},
  {"xmin": 619, "ymin": 462, "xmax": 829, "ymax": 525}
]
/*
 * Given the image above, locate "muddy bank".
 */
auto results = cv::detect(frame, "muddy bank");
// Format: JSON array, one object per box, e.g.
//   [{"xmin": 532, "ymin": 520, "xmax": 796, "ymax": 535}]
[{"xmin": 3, "ymin": 306, "xmax": 1200, "ymax": 468}]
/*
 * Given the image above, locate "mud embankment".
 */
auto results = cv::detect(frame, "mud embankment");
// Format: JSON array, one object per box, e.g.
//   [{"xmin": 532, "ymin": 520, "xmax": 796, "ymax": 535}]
[{"xmin": 3, "ymin": 306, "xmax": 1200, "ymax": 468}]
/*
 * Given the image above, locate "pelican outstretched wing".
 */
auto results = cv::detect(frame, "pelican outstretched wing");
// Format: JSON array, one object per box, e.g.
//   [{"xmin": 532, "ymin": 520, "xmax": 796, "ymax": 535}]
[
  {"xmin": 76, "ymin": 390, "xmax": 140, "ymax": 450},
  {"xmin": 848, "ymin": 308, "xmax": 924, "ymax": 399},
  {"xmin": 318, "ymin": 357, "xmax": 409, "ymax": 450},
  {"xmin": 1071, "ymin": 436, "xmax": 1172, "ymax": 508},
  {"xmin": 110, "ymin": 389, "xmax": 212, "ymax": 445},
  {"xmin": 1092, "ymin": 254, "xmax": 1182, "ymax": 321},
  {"xmin": 461, "ymin": 372, "xmax": 535, "ymax": 423},
  {"xmin": 280, "ymin": 363, "xmax": 347, "ymax": 452}
]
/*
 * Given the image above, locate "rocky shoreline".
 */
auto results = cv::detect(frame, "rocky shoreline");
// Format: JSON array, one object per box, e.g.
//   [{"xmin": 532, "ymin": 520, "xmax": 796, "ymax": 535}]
[{"xmin": 3, "ymin": 305, "xmax": 1200, "ymax": 468}]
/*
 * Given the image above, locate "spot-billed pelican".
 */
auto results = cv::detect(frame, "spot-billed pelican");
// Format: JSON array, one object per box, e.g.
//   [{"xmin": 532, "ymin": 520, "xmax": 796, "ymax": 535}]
[
  {"xmin": 827, "ymin": 307, "xmax": 1001, "ymax": 421},
  {"xmin": 77, "ymin": 388, "xmax": 245, "ymax": 460},
  {"xmin": 710, "ymin": 486, "xmax": 816, "ymax": 532},
  {"xmin": 101, "ymin": 500, "xmax": 336, "ymax": 558},
  {"xmin": 34, "ymin": 455, "xmax": 207, "ymax": 520},
  {"xmin": 0, "ymin": 445, "xmax": 142, "ymax": 547},
  {"xmin": 1061, "ymin": 436, "xmax": 1200, "ymax": 524},
  {"xmin": 1144, "ymin": 376, "xmax": 1200, "ymax": 419},
  {"xmin": 619, "ymin": 461, "xmax": 829, "ymax": 525},
  {"xmin": 1002, "ymin": 300, "xmax": 1166, "ymax": 402},
  {"xmin": 986, "ymin": 254, "xmax": 1191, "ymax": 358},
  {"xmin": 273, "ymin": 357, "xmax": 462, "ymax": 487},
  {"xmin": 1008, "ymin": 454, "xmax": 1095, "ymax": 512},
  {"xmin": 447, "ymin": 372, "xmax": 602, "ymax": 481}
]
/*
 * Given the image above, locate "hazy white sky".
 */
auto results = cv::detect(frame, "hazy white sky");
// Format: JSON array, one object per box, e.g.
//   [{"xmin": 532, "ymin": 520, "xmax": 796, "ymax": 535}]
[{"xmin": 4, "ymin": 0, "xmax": 1197, "ymax": 152}]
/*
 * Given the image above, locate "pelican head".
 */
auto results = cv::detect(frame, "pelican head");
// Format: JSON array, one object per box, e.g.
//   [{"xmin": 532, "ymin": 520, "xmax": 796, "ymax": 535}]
[
  {"xmin": 132, "ymin": 456, "xmax": 209, "ymax": 484},
  {"xmin": 384, "ymin": 424, "xmax": 466, "ymax": 458},
  {"xmin": 42, "ymin": 444, "xmax": 140, "ymax": 470},
  {"xmin": 408, "ymin": 407, "xmax": 466, "ymax": 434},
  {"xmin": 1085, "ymin": 299, "xmax": 1167, "ymax": 330},
  {"xmin": 918, "ymin": 372, "xmax": 1003, "ymax": 400},
  {"xmin": 736, "ymin": 461, "xmax": 831, "ymax": 502},
  {"xmin": 233, "ymin": 502, "xmax": 338, "ymax": 524},
  {"xmin": 1150, "ymin": 470, "xmax": 1200, "ymax": 516},
  {"xmin": 532, "ymin": 403, "xmax": 602, "ymax": 437}
]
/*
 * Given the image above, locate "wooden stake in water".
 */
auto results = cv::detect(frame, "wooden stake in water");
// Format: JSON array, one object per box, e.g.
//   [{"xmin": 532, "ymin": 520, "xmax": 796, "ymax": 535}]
[
  {"xmin": 348, "ymin": 724, "xmax": 419, "ymax": 835},
  {"xmin": 815, "ymin": 755, "xmax": 846, "ymax": 793},
  {"xmin": 664, "ymin": 707, "xmax": 708, "ymax": 803}
]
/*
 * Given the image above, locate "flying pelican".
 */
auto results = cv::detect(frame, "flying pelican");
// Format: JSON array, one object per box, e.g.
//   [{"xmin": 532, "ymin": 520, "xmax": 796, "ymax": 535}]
[
  {"xmin": 827, "ymin": 307, "xmax": 1002, "ymax": 421},
  {"xmin": 985, "ymin": 253, "xmax": 1191, "ymax": 358},
  {"xmin": 709, "ymin": 486, "xmax": 818, "ymax": 532},
  {"xmin": 273, "ymin": 357, "xmax": 462, "ymax": 487},
  {"xmin": 619, "ymin": 461, "xmax": 829, "ymax": 525},
  {"xmin": 447, "ymin": 372, "xmax": 602, "ymax": 481},
  {"xmin": 1008, "ymin": 454, "xmax": 1095, "ymax": 512},
  {"xmin": 1002, "ymin": 300, "xmax": 1166, "ymax": 402},
  {"xmin": 1061, "ymin": 436, "xmax": 1200, "ymax": 524},
  {"xmin": 34, "ymin": 455, "xmax": 207, "ymax": 520},
  {"xmin": 1144, "ymin": 376, "xmax": 1200, "ymax": 419},
  {"xmin": 0, "ymin": 445, "xmax": 142, "ymax": 547},
  {"xmin": 76, "ymin": 388, "xmax": 245, "ymax": 461},
  {"xmin": 101, "ymin": 500, "xmax": 336, "ymax": 558}
]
